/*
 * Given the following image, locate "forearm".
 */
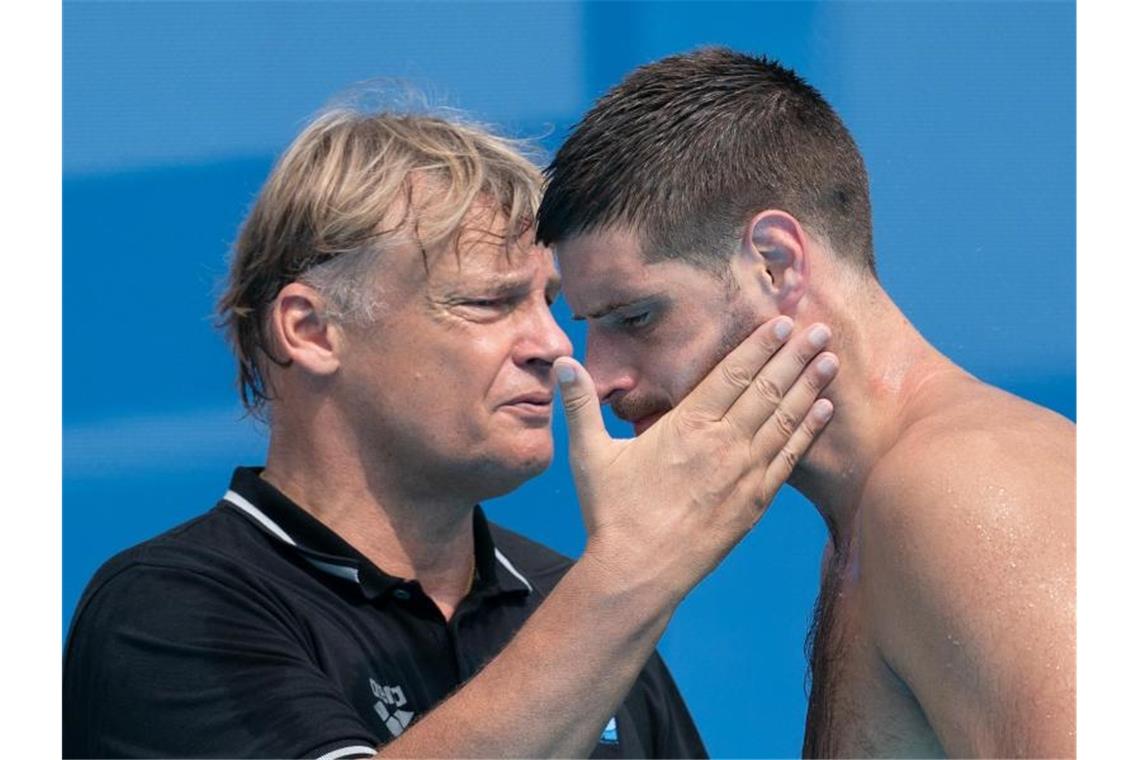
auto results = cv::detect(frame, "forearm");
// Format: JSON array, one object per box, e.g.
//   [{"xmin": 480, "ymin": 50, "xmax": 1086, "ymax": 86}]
[{"xmin": 377, "ymin": 553, "xmax": 677, "ymax": 758}]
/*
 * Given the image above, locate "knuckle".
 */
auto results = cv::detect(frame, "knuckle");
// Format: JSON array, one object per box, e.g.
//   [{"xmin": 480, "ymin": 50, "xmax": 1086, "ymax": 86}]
[
  {"xmin": 561, "ymin": 392, "xmax": 594, "ymax": 416},
  {"xmin": 802, "ymin": 413, "xmax": 824, "ymax": 438},
  {"xmin": 772, "ymin": 407, "xmax": 798, "ymax": 438},
  {"xmin": 759, "ymin": 335, "xmax": 783, "ymax": 357},
  {"xmin": 719, "ymin": 361, "xmax": 753, "ymax": 391},
  {"xmin": 798, "ymin": 378, "xmax": 825, "ymax": 401},
  {"xmin": 779, "ymin": 446, "xmax": 800, "ymax": 472},
  {"xmin": 795, "ymin": 344, "xmax": 818, "ymax": 367},
  {"xmin": 753, "ymin": 375, "xmax": 784, "ymax": 408},
  {"xmin": 800, "ymin": 370, "xmax": 825, "ymax": 395},
  {"xmin": 675, "ymin": 409, "xmax": 714, "ymax": 436}
]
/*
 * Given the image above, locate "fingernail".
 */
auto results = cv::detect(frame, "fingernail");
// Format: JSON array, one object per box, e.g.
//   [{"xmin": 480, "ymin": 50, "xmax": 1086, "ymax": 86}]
[
  {"xmin": 812, "ymin": 399, "xmax": 834, "ymax": 422},
  {"xmin": 774, "ymin": 317, "xmax": 793, "ymax": 341},
  {"xmin": 817, "ymin": 355, "xmax": 838, "ymax": 378},
  {"xmin": 808, "ymin": 324, "xmax": 831, "ymax": 349},
  {"xmin": 555, "ymin": 363, "xmax": 576, "ymax": 384}
]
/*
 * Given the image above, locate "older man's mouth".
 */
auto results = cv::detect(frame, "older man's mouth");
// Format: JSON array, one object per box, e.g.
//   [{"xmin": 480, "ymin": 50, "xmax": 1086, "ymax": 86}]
[{"xmin": 501, "ymin": 392, "xmax": 554, "ymax": 422}]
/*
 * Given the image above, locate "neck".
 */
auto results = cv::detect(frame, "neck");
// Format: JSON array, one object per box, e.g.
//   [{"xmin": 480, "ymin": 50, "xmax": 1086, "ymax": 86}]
[
  {"xmin": 787, "ymin": 277, "xmax": 960, "ymax": 551},
  {"xmin": 261, "ymin": 403, "xmax": 477, "ymax": 618}
]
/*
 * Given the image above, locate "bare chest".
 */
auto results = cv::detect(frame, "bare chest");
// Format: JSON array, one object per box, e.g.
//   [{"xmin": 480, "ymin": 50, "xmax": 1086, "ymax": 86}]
[{"xmin": 802, "ymin": 556, "xmax": 945, "ymax": 758}]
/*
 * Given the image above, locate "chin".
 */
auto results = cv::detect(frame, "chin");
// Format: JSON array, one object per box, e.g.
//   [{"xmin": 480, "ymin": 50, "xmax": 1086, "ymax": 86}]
[
  {"xmin": 506, "ymin": 430, "xmax": 554, "ymax": 474},
  {"xmin": 502, "ymin": 447, "xmax": 554, "ymax": 484},
  {"xmin": 465, "ymin": 446, "xmax": 553, "ymax": 502}
]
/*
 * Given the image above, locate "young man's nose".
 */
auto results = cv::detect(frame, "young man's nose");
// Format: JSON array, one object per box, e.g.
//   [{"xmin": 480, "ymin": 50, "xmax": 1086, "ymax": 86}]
[{"xmin": 584, "ymin": 334, "xmax": 638, "ymax": 405}]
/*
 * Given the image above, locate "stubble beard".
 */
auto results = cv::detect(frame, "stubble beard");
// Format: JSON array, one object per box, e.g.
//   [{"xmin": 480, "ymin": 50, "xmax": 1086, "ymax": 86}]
[{"xmin": 612, "ymin": 297, "xmax": 762, "ymax": 425}]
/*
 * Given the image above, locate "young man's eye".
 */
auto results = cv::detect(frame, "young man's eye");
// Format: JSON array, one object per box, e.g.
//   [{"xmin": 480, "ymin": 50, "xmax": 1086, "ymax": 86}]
[{"xmin": 621, "ymin": 311, "xmax": 651, "ymax": 328}]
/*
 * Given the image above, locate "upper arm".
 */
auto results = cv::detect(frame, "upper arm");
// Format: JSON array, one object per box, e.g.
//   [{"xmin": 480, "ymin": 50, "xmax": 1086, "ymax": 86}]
[
  {"xmin": 861, "ymin": 423, "xmax": 1074, "ymax": 757},
  {"xmin": 63, "ymin": 562, "xmax": 378, "ymax": 759}
]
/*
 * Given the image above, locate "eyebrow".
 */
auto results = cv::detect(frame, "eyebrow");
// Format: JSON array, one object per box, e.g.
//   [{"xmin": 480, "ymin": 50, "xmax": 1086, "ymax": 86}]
[
  {"xmin": 454, "ymin": 270, "xmax": 562, "ymax": 298},
  {"xmin": 571, "ymin": 293, "xmax": 657, "ymax": 321}
]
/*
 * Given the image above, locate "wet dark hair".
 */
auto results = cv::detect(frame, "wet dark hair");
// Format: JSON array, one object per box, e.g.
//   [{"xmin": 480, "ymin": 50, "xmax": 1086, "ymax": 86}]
[{"xmin": 537, "ymin": 47, "xmax": 875, "ymax": 276}]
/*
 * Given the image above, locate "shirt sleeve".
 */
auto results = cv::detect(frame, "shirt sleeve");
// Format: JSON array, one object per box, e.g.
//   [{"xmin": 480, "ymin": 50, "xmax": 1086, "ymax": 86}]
[
  {"xmin": 63, "ymin": 561, "xmax": 379, "ymax": 759},
  {"xmin": 640, "ymin": 650, "xmax": 708, "ymax": 759}
]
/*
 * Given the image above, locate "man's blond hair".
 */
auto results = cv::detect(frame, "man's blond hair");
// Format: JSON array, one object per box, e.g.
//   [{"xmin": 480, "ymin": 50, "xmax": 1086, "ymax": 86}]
[{"xmin": 217, "ymin": 107, "xmax": 545, "ymax": 417}]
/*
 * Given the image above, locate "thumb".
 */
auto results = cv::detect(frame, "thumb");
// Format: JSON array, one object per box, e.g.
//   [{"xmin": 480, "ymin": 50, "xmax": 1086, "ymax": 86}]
[{"xmin": 554, "ymin": 356, "xmax": 610, "ymax": 467}]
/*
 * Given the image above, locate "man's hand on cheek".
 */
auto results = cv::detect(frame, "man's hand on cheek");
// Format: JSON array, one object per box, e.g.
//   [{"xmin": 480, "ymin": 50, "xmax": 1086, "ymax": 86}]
[{"xmin": 555, "ymin": 316, "xmax": 838, "ymax": 608}]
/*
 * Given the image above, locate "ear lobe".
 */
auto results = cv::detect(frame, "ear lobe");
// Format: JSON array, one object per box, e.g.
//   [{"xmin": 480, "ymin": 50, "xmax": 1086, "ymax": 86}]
[
  {"xmin": 269, "ymin": 283, "xmax": 342, "ymax": 377},
  {"xmin": 743, "ymin": 210, "xmax": 809, "ymax": 311}
]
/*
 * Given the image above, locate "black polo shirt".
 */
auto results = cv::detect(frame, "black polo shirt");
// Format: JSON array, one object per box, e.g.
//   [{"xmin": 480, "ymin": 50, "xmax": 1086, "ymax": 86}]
[{"xmin": 64, "ymin": 467, "xmax": 706, "ymax": 759}]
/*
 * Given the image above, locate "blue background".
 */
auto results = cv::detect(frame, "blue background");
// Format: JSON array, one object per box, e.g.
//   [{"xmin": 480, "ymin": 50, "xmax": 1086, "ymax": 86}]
[{"xmin": 64, "ymin": 2, "xmax": 1074, "ymax": 756}]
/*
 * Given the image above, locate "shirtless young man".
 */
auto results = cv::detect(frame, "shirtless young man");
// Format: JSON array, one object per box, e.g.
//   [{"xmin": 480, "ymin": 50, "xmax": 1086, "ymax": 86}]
[{"xmin": 537, "ymin": 48, "xmax": 1075, "ymax": 757}]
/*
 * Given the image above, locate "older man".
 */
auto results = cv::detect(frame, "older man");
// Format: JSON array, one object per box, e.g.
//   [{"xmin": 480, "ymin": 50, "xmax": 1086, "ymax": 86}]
[
  {"xmin": 63, "ymin": 108, "xmax": 837, "ymax": 758},
  {"xmin": 538, "ymin": 47, "xmax": 1075, "ymax": 758}
]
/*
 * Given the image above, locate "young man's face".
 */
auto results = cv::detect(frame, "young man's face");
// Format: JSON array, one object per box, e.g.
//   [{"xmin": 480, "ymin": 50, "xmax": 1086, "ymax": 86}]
[
  {"xmin": 557, "ymin": 227, "xmax": 766, "ymax": 435},
  {"xmin": 335, "ymin": 211, "xmax": 571, "ymax": 500}
]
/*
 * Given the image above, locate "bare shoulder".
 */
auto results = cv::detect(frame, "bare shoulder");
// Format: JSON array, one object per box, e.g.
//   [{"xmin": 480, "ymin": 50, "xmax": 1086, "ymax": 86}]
[
  {"xmin": 856, "ymin": 378, "xmax": 1075, "ymax": 756},
  {"xmin": 856, "ymin": 379, "xmax": 1072, "ymax": 571},
  {"xmin": 863, "ymin": 379, "xmax": 1072, "ymax": 526},
  {"xmin": 858, "ymin": 377, "xmax": 1074, "ymax": 598}
]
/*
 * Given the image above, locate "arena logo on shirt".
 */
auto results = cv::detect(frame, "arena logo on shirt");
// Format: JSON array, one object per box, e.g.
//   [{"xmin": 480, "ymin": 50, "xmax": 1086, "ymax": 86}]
[
  {"xmin": 370, "ymin": 677, "xmax": 415, "ymax": 738},
  {"xmin": 600, "ymin": 715, "xmax": 619, "ymax": 745}
]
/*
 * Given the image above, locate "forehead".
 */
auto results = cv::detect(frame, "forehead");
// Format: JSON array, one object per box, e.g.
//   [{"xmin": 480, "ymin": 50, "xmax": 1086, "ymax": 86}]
[
  {"xmin": 424, "ymin": 225, "xmax": 558, "ymax": 292},
  {"xmin": 554, "ymin": 227, "xmax": 644, "ymax": 279},
  {"xmin": 383, "ymin": 195, "xmax": 556, "ymax": 287}
]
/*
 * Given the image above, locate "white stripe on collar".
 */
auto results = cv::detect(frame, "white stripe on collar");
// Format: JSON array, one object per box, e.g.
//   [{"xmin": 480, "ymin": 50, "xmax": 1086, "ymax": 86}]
[
  {"xmin": 223, "ymin": 489, "xmax": 296, "ymax": 546},
  {"xmin": 494, "ymin": 547, "xmax": 533, "ymax": 592},
  {"xmin": 223, "ymin": 489, "xmax": 360, "ymax": 584},
  {"xmin": 306, "ymin": 556, "xmax": 360, "ymax": 583},
  {"xmin": 313, "ymin": 744, "xmax": 377, "ymax": 760}
]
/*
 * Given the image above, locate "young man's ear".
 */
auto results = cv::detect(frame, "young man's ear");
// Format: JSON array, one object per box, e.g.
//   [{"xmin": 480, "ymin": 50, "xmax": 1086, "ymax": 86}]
[
  {"xmin": 738, "ymin": 210, "xmax": 810, "ymax": 312},
  {"xmin": 267, "ymin": 282, "xmax": 343, "ymax": 377}
]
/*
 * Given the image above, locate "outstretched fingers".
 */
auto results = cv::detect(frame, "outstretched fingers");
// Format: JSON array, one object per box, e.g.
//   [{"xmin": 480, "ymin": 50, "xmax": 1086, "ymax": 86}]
[
  {"xmin": 679, "ymin": 316, "xmax": 796, "ymax": 422},
  {"xmin": 758, "ymin": 393, "xmax": 835, "ymax": 496},
  {"xmin": 725, "ymin": 391, "xmax": 834, "ymax": 531},
  {"xmin": 721, "ymin": 323, "xmax": 833, "ymax": 437}
]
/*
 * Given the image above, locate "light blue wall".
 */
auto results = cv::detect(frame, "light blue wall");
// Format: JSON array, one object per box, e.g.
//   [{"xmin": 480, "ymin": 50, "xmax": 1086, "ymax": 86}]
[{"xmin": 64, "ymin": 2, "xmax": 1074, "ymax": 756}]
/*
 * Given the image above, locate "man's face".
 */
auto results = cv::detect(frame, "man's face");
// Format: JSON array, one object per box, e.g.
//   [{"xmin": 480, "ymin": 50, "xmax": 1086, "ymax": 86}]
[
  {"xmin": 335, "ymin": 214, "xmax": 571, "ymax": 501},
  {"xmin": 557, "ymin": 227, "xmax": 765, "ymax": 436}
]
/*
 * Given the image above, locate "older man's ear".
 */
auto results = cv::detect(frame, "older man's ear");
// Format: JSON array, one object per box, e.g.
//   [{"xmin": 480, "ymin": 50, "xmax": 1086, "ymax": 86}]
[{"xmin": 269, "ymin": 282, "xmax": 343, "ymax": 378}]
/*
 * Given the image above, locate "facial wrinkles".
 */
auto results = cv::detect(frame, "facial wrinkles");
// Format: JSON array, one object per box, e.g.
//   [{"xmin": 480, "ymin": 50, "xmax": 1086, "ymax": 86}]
[{"xmin": 425, "ymin": 249, "xmax": 544, "ymax": 328}]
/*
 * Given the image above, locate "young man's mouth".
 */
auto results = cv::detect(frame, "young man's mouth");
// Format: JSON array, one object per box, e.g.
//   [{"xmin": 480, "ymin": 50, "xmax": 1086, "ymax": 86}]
[{"xmin": 632, "ymin": 410, "xmax": 667, "ymax": 436}]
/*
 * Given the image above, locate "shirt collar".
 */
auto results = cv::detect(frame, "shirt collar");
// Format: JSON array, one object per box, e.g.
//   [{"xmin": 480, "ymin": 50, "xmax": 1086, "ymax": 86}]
[{"xmin": 221, "ymin": 467, "xmax": 532, "ymax": 600}]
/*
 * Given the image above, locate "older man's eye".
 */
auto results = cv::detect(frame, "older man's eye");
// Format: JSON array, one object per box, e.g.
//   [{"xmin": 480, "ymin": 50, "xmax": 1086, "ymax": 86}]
[{"xmin": 463, "ymin": 298, "xmax": 506, "ymax": 309}]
